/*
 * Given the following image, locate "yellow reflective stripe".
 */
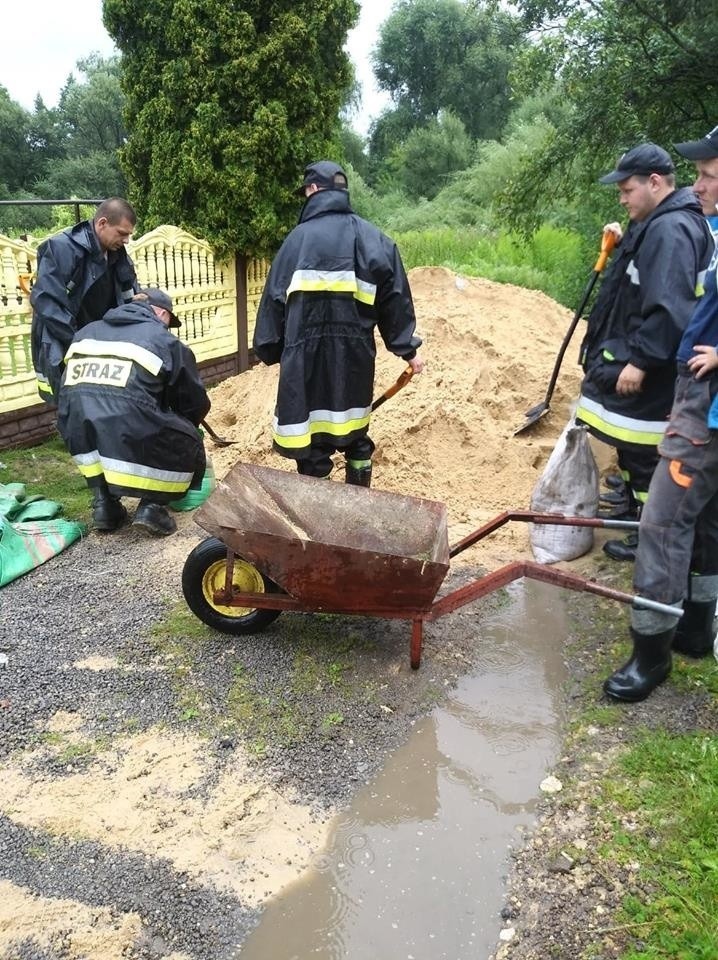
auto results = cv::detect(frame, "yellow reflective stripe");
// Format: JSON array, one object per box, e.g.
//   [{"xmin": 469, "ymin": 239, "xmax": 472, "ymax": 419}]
[
  {"xmin": 102, "ymin": 469, "xmax": 189, "ymax": 493},
  {"xmin": 286, "ymin": 270, "xmax": 377, "ymax": 305},
  {"xmin": 634, "ymin": 489, "xmax": 650, "ymax": 503},
  {"xmin": 76, "ymin": 461, "xmax": 104, "ymax": 478},
  {"xmin": 576, "ymin": 397, "xmax": 666, "ymax": 445},
  {"xmin": 273, "ymin": 412, "xmax": 371, "ymax": 450},
  {"xmin": 72, "ymin": 451, "xmax": 192, "ymax": 492},
  {"xmin": 65, "ymin": 339, "xmax": 163, "ymax": 377},
  {"xmin": 36, "ymin": 379, "xmax": 53, "ymax": 396},
  {"xmin": 696, "ymin": 269, "xmax": 707, "ymax": 296},
  {"xmin": 602, "ymin": 349, "xmax": 616, "ymax": 361}
]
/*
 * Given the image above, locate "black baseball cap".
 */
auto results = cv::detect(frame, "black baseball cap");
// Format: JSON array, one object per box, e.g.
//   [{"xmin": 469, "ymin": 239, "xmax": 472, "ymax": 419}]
[
  {"xmin": 599, "ymin": 143, "xmax": 675, "ymax": 184},
  {"xmin": 297, "ymin": 161, "xmax": 348, "ymax": 196},
  {"xmin": 140, "ymin": 287, "xmax": 181, "ymax": 328},
  {"xmin": 674, "ymin": 125, "xmax": 718, "ymax": 161}
]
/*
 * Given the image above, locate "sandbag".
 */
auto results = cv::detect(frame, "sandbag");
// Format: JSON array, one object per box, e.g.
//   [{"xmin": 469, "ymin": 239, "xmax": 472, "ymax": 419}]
[{"xmin": 530, "ymin": 419, "xmax": 599, "ymax": 564}]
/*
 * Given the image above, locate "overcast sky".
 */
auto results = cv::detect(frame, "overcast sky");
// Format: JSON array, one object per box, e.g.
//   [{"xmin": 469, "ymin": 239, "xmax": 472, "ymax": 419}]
[{"xmin": 1, "ymin": 0, "xmax": 391, "ymax": 135}]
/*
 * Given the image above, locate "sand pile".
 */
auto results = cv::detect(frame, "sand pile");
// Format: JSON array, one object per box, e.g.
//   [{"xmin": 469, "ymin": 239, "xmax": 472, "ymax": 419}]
[{"xmin": 206, "ymin": 267, "xmax": 584, "ymax": 566}]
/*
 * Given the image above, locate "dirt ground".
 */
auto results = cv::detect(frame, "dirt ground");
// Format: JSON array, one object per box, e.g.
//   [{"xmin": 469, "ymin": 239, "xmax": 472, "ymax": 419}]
[{"xmin": 5, "ymin": 267, "xmax": 707, "ymax": 959}]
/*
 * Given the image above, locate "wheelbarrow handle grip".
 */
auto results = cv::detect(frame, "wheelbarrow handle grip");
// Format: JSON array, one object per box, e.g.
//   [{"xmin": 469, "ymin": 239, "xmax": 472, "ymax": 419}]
[
  {"xmin": 593, "ymin": 229, "xmax": 617, "ymax": 273},
  {"xmin": 371, "ymin": 364, "xmax": 414, "ymax": 411}
]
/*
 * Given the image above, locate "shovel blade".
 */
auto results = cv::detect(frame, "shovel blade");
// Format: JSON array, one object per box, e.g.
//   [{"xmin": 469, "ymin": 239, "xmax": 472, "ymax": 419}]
[{"xmin": 514, "ymin": 402, "xmax": 549, "ymax": 435}]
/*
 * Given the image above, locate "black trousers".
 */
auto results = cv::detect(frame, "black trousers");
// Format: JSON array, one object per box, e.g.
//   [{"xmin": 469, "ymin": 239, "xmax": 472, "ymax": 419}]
[
  {"xmin": 296, "ymin": 436, "xmax": 375, "ymax": 479},
  {"xmin": 617, "ymin": 446, "xmax": 659, "ymax": 505}
]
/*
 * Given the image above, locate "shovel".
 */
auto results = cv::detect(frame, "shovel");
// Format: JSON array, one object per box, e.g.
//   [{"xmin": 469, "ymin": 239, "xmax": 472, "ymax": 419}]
[
  {"xmin": 514, "ymin": 229, "xmax": 617, "ymax": 435},
  {"xmin": 201, "ymin": 419, "xmax": 238, "ymax": 447},
  {"xmin": 372, "ymin": 364, "xmax": 414, "ymax": 411}
]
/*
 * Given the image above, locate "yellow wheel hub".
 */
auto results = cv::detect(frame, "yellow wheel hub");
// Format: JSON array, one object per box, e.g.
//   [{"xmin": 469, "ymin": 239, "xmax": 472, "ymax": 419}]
[{"xmin": 202, "ymin": 558, "xmax": 265, "ymax": 617}]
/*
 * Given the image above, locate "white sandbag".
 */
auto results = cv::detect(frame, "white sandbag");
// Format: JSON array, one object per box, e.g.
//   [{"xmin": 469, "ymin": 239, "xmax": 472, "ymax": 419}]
[{"xmin": 530, "ymin": 419, "xmax": 599, "ymax": 564}]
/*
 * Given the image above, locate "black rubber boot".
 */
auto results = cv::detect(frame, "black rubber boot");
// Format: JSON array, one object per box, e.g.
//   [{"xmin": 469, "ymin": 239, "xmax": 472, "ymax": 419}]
[
  {"xmin": 672, "ymin": 599, "xmax": 717, "ymax": 658},
  {"xmin": 603, "ymin": 627, "xmax": 674, "ymax": 702},
  {"xmin": 345, "ymin": 464, "xmax": 372, "ymax": 487},
  {"xmin": 132, "ymin": 500, "xmax": 177, "ymax": 537},
  {"xmin": 603, "ymin": 532, "xmax": 639, "ymax": 561},
  {"xmin": 599, "ymin": 489, "xmax": 629, "ymax": 506},
  {"xmin": 92, "ymin": 489, "xmax": 128, "ymax": 532}
]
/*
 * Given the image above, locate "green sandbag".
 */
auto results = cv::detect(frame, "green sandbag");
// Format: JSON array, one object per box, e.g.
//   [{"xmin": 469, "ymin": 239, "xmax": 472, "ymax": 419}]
[
  {"xmin": 0, "ymin": 482, "xmax": 63, "ymax": 521},
  {"xmin": 0, "ymin": 515, "xmax": 86, "ymax": 588}
]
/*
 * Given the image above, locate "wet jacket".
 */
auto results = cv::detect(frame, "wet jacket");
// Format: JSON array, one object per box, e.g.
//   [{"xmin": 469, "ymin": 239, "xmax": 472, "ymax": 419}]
[
  {"xmin": 253, "ymin": 189, "xmax": 421, "ymax": 459},
  {"xmin": 56, "ymin": 301, "xmax": 210, "ymax": 503},
  {"xmin": 576, "ymin": 187, "xmax": 713, "ymax": 450},
  {"xmin": 31, "ymin": 219, "xmax": 138, "ymax": 403}
]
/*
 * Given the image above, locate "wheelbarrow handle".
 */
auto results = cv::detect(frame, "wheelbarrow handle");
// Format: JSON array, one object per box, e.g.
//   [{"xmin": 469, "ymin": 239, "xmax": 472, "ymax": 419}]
[{"xmin": 372, "ymin": 364, "xmax": 414, "ymax": 412}]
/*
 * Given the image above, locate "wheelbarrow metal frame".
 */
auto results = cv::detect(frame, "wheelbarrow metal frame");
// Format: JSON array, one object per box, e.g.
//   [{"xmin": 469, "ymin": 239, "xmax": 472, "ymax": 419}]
[{"xmin": 211, "ymin": 510, "xmax": 681, "ymax": 670}]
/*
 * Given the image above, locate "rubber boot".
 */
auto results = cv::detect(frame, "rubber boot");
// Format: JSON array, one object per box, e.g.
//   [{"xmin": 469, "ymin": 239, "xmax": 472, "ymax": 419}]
[
  {"xmin": 345, "ymin": 463, "xmax": 372, "ymax": 487},
  {"xmin": 605, "ymin": 473, "xmax": 625, "ymax": 491},
  {"xmin": 92, "ymin": 487, "xmax": 128, "ymax": 532},
  {"xmin": 603, "ymin": 627, "xmax": 674, "ymax": 702},
  {"xmin": 132, "ymin": 500, "xmax": 177, "ymax": 536},
  {"xmin": 603, "ymin": 531, "xmax": 639, "ymax": 561},
  {"xmin": 672, "ymin": 599, "xmax": 717, "ymax": 658},
  {"xmin": 599, "ymin": 489, "xmax": 629, "ymax": 507}
]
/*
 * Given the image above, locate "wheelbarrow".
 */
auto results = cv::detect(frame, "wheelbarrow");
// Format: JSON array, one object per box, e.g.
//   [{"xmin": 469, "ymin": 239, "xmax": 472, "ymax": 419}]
[{"xmin": 182, "ymin": 463, "xmax": 682, "ymax": 669}]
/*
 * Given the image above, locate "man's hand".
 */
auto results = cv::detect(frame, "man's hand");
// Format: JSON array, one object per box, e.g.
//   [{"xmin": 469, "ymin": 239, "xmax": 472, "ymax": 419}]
[
  {"xmin": 687, "ymin": 345, "xmax": 718, "ymax": 379},
  {"xmin": 615, "ymin": 362, "xmax": 645, "ymax": 395},
  {"xmin": 408, "ymin": 354, "xmax": 425, "ymax": 374},
  {"xmin": 604, "ymin": 221, "xmax": 624, "ymax": 244}
]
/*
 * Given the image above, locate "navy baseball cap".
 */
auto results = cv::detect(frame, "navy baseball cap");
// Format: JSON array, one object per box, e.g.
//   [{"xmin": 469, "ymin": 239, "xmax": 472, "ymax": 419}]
[
  {"xmin": 674, "ymin": 125, "xmax": 718, "ymax": 161},
  {"xmin": 140, "ymin": 287, "xmax": 181, "ymax": 328},
  {"xmin": 599, "ymin": 143, "xmax": 675, "ymax": 184},
  {"xmin": 297, "ymin": 161, "xmax": 348, "ymax": 196}
]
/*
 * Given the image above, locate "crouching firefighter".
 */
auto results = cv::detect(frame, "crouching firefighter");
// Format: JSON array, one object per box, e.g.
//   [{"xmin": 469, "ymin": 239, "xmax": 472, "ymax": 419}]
[
  {"xmin": 253, "ymin": 160, "xmax": 424, "ymax": 487},
  {"xmin": 57, "ymin": 289, "xmax": 211, "ymax": 536}
]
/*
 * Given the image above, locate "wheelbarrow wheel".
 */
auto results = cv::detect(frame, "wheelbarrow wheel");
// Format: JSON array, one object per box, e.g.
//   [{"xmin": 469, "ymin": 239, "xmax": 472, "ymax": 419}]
[{"xmin": 182, "ymin": 537, "xmax": 282, "ymax": 635}]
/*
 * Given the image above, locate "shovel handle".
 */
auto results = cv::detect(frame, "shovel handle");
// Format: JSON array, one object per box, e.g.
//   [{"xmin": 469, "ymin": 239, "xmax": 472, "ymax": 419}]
[
  {"xmin": 593, "ymin": 229, "xmax": 617, "ymax": 273},
  {"xmin": 372, "ymin": 364, "xmax": 414, "ymax": 411}
]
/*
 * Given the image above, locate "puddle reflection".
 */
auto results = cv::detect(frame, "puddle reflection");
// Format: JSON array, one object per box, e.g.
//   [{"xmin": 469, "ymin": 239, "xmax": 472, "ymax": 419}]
[{"xmin": 239, "ymin": 580, "xmax": 568, "ymax": 959}]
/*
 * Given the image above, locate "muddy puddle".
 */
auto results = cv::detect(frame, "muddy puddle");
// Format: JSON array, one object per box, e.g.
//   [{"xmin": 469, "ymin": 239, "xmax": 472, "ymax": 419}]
[{"xmin": 240, "ymin": 579, "xmax": 568, "ymax": 959}]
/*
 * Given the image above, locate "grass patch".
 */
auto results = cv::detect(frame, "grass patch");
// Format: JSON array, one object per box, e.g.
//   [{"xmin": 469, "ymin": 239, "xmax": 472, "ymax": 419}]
[
  {"xmin": 226, "ymin": 662, "xmax": 307, "ymax": 756},
  {"xmin": 605, "ymin": 732, "xmax": 718, "ymax": 958},
  {"xmin": 0, "ymin": 435, "xmax": 90, "ymax": 522}
]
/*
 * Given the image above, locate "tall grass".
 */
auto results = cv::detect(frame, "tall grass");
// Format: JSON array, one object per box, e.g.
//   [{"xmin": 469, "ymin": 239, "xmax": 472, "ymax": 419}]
[{"xmin": 393, "ymin": 224, "xmax": 590, "ymax": 308}]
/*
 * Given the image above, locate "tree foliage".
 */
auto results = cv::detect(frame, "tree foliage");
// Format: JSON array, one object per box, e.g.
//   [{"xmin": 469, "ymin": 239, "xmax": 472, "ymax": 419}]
[
  {"xmin": 382, "ymin": 112, "xmax": 474, "ymax": 200},
  {"xmin": 103, "ymin": 0, "xmax": 359, "ymax": 258},
  {"xmin": 373, "ymin": 0, "xmax": 526, "ymax": 141},
  {"xmin": 500, "ymin": 0, "xmax": 718, "ymax": 232}
]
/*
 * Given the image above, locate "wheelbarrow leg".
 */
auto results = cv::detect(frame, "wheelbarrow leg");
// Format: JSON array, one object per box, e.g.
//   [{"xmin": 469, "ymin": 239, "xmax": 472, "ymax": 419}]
[{"xmin": 411, "ymin": 619, "xmax": 423, "ymax": 670}]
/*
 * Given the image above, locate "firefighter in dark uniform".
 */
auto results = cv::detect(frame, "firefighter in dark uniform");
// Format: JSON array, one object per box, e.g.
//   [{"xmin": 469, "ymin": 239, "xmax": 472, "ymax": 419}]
[
  {"xmin": 31, "ymin": 197, "xmax": 139, "ymax": 404},
  {"xmin": 603, "ymin": 128, "xmax": 718, "ymax": 702},
  {"xmin": 253, "ymin": 160, "xmax": 424, "ymax": 488},
  {"xmin": 576, "ymin": 143, "xmax": 713, "ymax": 561},
  {"xmin": 57, "ymin": 289, "xmax": 210, "ymax": 536}
]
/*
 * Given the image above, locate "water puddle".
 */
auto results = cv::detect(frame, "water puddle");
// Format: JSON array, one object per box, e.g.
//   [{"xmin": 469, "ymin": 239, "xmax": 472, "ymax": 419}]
[{"xmin": 240, "ymin": 579, "xmax": 568, "ymax": 959}]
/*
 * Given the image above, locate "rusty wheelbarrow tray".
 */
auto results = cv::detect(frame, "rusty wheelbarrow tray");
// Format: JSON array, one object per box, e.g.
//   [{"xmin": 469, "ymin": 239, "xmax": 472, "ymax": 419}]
[{"xmin": 182, "ymin": 463, "xmax": 681, "ymax": 669}]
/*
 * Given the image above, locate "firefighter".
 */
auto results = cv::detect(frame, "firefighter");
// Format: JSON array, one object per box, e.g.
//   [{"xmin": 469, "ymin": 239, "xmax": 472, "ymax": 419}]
[
  {"xmin": 576, "ymin": 143, "xmax": 713, "ymax": 561},
  {"xmin": 31, "ymin": 198, "xmax": 139, "ymax": 404},
  {"xmin": 57, "ymin": 289, "xmax": 210, "ymax": 536},
  {"xmin": 603, "ymin": 127, "xmax": 718, "ymax": 701},
  {"xmin": 253, "ymin": 160, "xmax": 424, "ymax": 487}
]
